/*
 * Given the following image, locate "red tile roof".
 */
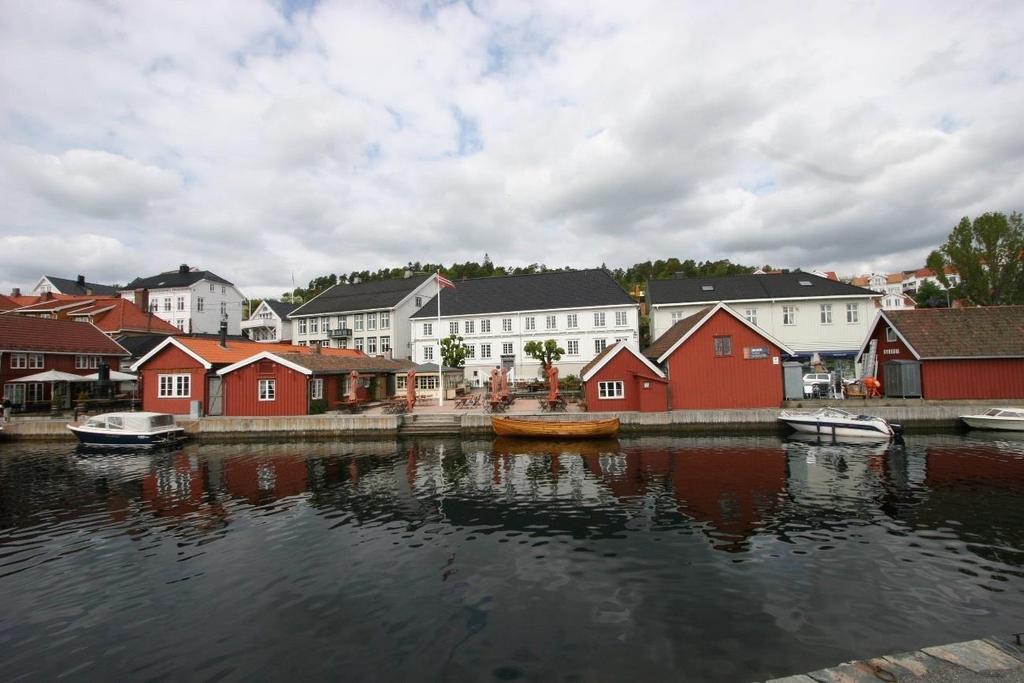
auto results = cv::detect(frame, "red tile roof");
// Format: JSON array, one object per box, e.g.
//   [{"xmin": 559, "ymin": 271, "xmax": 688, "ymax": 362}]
[
  {"xmin": 884, "ymin": 306, "xmax": 1024, "ymax": 358},
  {"xmin": 0, "ymin": 317, "xmax": 129, "ymax": 355},
  {"xmin": 0, "ymin": 295, "xmax": 19, "ymax": 311},
  {"xmin": 166, "ymin": 337, "xmax": 365, "ymax": 366},
  {"xmin": 89, "ymin": 299, "xmax": 181, "ymax": 335}
]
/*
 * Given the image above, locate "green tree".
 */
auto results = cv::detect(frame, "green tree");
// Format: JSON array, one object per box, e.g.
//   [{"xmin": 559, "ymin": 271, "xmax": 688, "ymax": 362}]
[
  {"xmin": 523, "ymin": 339, "xmax": 565, "ymax": 372},
  {"xmin": 440, "ymin": 334, "xmax": 469, "ymax": 368},
  {"xmin": 927, "ymin": 212, "xmax": 1024, "ymax": 306},
  {"xmin": 913, "ymin": 280, "xmax": 949, "ymax": 308}
]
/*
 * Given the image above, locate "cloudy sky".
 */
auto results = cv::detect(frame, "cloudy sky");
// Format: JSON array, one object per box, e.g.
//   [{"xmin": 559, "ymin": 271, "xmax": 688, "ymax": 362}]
[{"xmin": 1, "ymin": 1, "xmax": 1022, "ymax": 299}]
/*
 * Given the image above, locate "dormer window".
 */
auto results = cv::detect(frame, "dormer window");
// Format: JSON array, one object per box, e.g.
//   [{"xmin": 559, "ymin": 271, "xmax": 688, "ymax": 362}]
[
  {"xmin": 798, "ymin": 280, "xmax": 813, "ymax": 286},
  {"xmin": 701, "ymin": 285, "xmax": 714, "ymax": 292}
]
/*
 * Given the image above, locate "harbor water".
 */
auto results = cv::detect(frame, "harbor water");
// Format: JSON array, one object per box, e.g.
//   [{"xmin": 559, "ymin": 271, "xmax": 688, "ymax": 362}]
[{"xmin": 1, "ymin": 433, "xmax": 1023, "ymax": 681}]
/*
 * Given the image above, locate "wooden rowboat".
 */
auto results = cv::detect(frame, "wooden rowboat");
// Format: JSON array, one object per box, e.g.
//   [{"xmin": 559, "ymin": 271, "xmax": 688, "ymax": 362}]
[{"xmin": 490, "ymin": 416, "xmax": 620, "ymax": 438}]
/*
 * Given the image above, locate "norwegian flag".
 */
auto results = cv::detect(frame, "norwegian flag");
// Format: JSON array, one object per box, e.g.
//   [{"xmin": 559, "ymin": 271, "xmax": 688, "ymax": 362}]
[{"xmin": 437, "ymin": 273, "xmax": 456, "ymax": 289}]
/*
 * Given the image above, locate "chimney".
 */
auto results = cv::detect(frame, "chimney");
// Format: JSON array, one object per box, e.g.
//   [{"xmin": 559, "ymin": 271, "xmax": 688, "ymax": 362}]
[
  {"xmin": 11, "ymin": 287, "xmax": 20, "ymax": 297},
  {"xmin": 77, "ymin": 275, "xmax": 86, "ymax": 287},
  {"xmin": 41, "ymin": 291, "xmax": 53, "ymax": 301},
  {"xmin": 218, "ymin": 318, "xmax": 228, "ymax": 348},
  {"xmin": 311, "ymin": 342, "xmax": 321, "ymax": 355},
  {"xmin": 135, "ymin": 288, "xmax": 149, "ymax": 312},
  {"xmin": 179, "ymin": 264, "xmax": 189, "ymax": 274}
]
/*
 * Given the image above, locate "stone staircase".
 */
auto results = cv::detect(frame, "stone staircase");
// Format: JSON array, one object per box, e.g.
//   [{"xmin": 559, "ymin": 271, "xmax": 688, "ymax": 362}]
[{"xmin": 398, "ymin": 413, "xmax": 462, "ymax": 435}]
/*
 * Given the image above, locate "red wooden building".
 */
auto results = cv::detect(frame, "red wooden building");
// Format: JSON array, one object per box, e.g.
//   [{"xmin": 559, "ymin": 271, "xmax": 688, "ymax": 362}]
[
  {"xmin": 857, "ymin": 306, "xmax": 1024, "ymax": 400},
  {"xmin": 131, "ymin": 337, "xmax": 365, "ymax": 415},
  {"xmin": 643, "ymin": 303, "xmax": 794, "ymax": 410},
  {"xmin": 1, "ymin": 316, "xmax": 129, "ymax": 409},
  {"xmin": 216, "ymin": 351, "xmax": 415, "ymax": 416},
  {"xmin": 580, "ymin": 341, "xmax": 668, "ymax": 412}
]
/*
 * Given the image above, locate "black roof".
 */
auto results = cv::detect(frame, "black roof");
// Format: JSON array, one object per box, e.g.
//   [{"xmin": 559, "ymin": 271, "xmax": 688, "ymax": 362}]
[
  {"xmin": 114, "ymin": 333, "xmax": 176, "ymax": 359},
  {"xmin": 290, "ymin": 275, "xmax": 433, "ymax": 317},
  {"xmin": 646, "ymin": 272, "xmax": 879, "ymax": 306},
  {"xmin": 410, "ymin": 269, "xmax": 634, "ymax": 318},
  {"xmin": 124, "ymin": 267, "xmax": 233, "ymax": 290},
  {"xmin": 263, "ymin": 300, "xmax": 298, "ymax": 318},
  {"xmin": 45, "ymin": 276, "xmax": 118, "ymax": 296}
]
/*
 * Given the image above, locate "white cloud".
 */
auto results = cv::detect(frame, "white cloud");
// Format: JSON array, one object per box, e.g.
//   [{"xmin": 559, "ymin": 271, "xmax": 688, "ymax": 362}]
[{"xmin": 0, "ymin": 0, "xmax": 1022, "ymax": 297}]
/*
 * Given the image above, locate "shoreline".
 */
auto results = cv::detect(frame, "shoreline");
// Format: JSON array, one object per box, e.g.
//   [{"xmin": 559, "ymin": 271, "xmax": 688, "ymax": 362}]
[{"xmin": 0, "ymin": 402, "xmax": 994, "ymax": 442}]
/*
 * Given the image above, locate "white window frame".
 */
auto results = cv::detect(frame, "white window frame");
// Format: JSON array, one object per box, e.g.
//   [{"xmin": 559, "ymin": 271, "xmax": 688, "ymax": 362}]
[
  {"xmin": 597, "ymin": 381, "xmax": 624, "ymax": 399},
  {"xmin": 163, "ymin": 297, "xmax": 171, "ymax": 312},
  {"xmin": 379, "ymin": 311, "xmax": 390, "ymax": 329},
  {"xmin": 614, "ymin": 311, "xmax": 627, "ymax": 326},
  {"xmin": 545, "ymin": 315, "xmax": 556, "ymax": 330},
  {"xmin": 424, "ymin": 346, "xmax": 434, "ymax": 361},
  {"xmin": 310, "ymin": 378, "xmax": 323, "ymax": 400},
  {"xmin": 480, "ymin": 319, "xmax": 490, "ymax": 333},
  {"xmin": 10, "ymin": 353, "xmax": 27, "ymax": 369},
  {"xmin": 594, "ymin": 312, "xmax": 606, "ymax": 327},
  {"xmin": 502, "ymin": 318, "xmax": 512, "ymax": 332},
  {"xmin": 355, "ymin": 314, "xmax": 364, "ymax": 332},
  {"xmin": 524, "ymin": 316, "xmax": 536, "ymax": 331},
  {"xmin": 355, "ymin": 338, "xmax": 364, "ymax": 351},
  {"xmin": 744, "ymin": 308, "xmax": 757, "ymax": 326},
  {"xmin": 366, "ymin": 313, "xmax": 377, "ymax": 331},
  {"xmin": 423, "ymin": 322, "xmax": 433, "ymax": 337},
  {"xmin": 502, "ymin": 342, "xmax": 513, "ymax": 355},
  {"xmin": 846, "ymin": 303, "xmax": 859, "ymax": 324},
  {"xmin": 566, "ymin": 313, "xmax": 578, "ymax": 329},
  {"xmin": 886, "ymin": 327, "xmax": 897, "ymax": 343},
  {"xmin": 466, "ymin": 345, "xmax": 475, "ymax": 359},
  {"xmin": 75, "ymin": 355, "xmax": 100, "ymax": 369},
  {"xmin": 567, "ymin": 339, "xmax": 579, "ymax": 355},
  {"xmin": 465, "ymin": 320, "xmax": 475, "ymax": 334},
  {"xmin": 367, "ymin": 337, "xmax": 377, "ymax": 354},
  {"xmin": 28, "ymin": 354, "xmax": 43, "ymax": 369},
  {"xmin": 220, "ymin": 302, "xmax": 227, "ymax": 316},
  {"xmin": 783, "ymin": 306, "xmax": 796, "ymax": 326},
  {"xmin": 197, "ymin": 297, "xmax": 204, "ymax": 312},
  {"xmin": 176, "ymin": 296, "xmax": 185, "ymax": 311},
  {"xmin": 450, "ymin": 321, "xmax": 459, "ymax": 335},
  {"xmin": 158, "ymin": 373, "xmax": 191, "ymax": 398},
  {"xmin": 258, "ymin": 378, "xmax": 276, "ymax": 401},
  {"xmin": 480, "ymin": 343, "xmax": 491, "ymax": 359},
  {"xmin": 594, "ymin": 339, "xmax": 607, "ymax": 353},
  {"xmin": 820, "ymin": 304, "xmax": 832, "ymax": 325},
  {"xmin": 298, "ymin": 319, "xmax": 307, "ymax": 335},
  {"xmin": 380, "ymin": 336, "xmax": 391, "ymax": 353},
  {"xmin": 310, "ymin": 318, "xmax": 319, "ymax": 334}
]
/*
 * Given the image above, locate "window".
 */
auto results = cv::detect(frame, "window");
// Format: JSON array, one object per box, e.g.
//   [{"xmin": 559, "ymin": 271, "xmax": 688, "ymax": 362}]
[
  {"xmin": 396, "ymin": 374, "xmax": 406, "ymax": 390},
  {"xmin": 744, "ymin": 308, "xmax": 757, "ymax": 326},
  {"xmin": 567, "ymin": 339, "xmax": 579, "ymax": 355},
  {"xmin": 75, "ymin": 355, "xmax": 100, "ymax": 369},
  {"xmin": 820, "ymin": 304, "xmax": 832, "ymax": 324},
  {"xmin": 298, "ymin": 319, "xmax": 307, "ymax": 334},
  {"xmin": 886, "ymin": 327, "xmax": 897, "ymax": 343},
  {"xmin": 545, "ymin": 315, "xmax": 556, "ymax": 330},
  {"xmin": 566, "ymin": 313, "xmax": 578, "ymax": 329},
  {"xmin": 846, "ymin": 303, "xmax": 859, "ymax": 324},
  {"xmin": 163, "ymin": 297, "xmax": 171, "ymax": 312},
  {"xmin": 310, "ymin": 318, "xmax": 319, "ymax": 334},
  {"xmin": 415, "ymin": 296, "xmax": 423, "ymax": 308},
  {"xmin": 321, "ymin": 317, "xmax": 330, "ymax": 332},
  {"xmin": 27, "ymin": 354, "xmax": 43, "ymax": 369},
  {"xmin": 783, "ymin": 306, "xmax": 796, "ymax": 326},
  {"xmin": 466, "ymin": 345, "xmax": 475, "ymax": 359},
  {"xmin": 176, "ymin": 296, "xmax": 185, "ymax": 311},
  {"xmin": 423, "ymin": 322, "xmax": 432, "ymax": 336},
  {"xmin": 417, "ymin": 375, "xmax": 439, "ymax": 390},
  {"xmin": 615, "ymin": 311, "xmax": 627, "ymax": 326},
  {"xmin": 176, "ymin": 320, "xmax": 185, "ymax": 331},
  {"xmin": 524, "ymin": 317, "xmax": 535, "ymax": 331},
  {"xmin": 10, "ymin": 354, "xmax": 26, "ymax": 369},
  {"xmin": 465, "ymin": 320, "xmax": 475, "ymax": 334},
  {"xmin": 502, "ymin": 318, "xmax": 512, "ymax": 332},
  {"xmin": 26, "ymin": 383, "xmax": 44, "ymax": 402},
  {"xmin": 671, "ymin": 311, "xmax": 685, "ymax": 322},
  {"xmin": 310, "ymin": 378, "xmax": 323, "ymax": 400},
  {"xmin": 210, "ymin": 283, "xmax": 215, "ymax": 292},
  {"xmin": 355, "ymin": 314, "xmax": 364, "ymax": 331},
  {"xmin": 149, "ymin": 300, "xmax": 159, "ymax": 312},
  {"xmin": 480, "ymin": 319, "xmax": 491, "ymax": 333},
  {"xmin": 367, "ymin": 337, "xmax": 377, "ymax": 354},
  {"xmin": 594, "ymin": 339, "xmax": 607, "ymax": 353},
  {"xmin": 594, "ymin": 312, "xmax": 606, "ymax": 327},
  {"xmin": 355, "ymin": 338, "xmax": 364, "ymax": 351},
  {"xmin": 259, "ymin": 379, "xmax": 276, "ymax": 401},
  {"xmin": 502, "ymin": 342, "xmax": 513, "ymax": 355},
  {"xmin": 158, "ymin": 374, "xmax": 191, "ymax": 398},
  {"xmin": 450, "ymin": 321, "xmax": 459, "ymax": 335},
  {"xmin": 220, "ymin": 302, "xmax": 227, "ymax": 316},
  {"xmin": 197, "ymin": 297, "xmax": 204, "ymax": 312},
  {"xmin": 365, "ymin": 313, "xmax": 376, "ymax": 331},
  {"xmin": 714, "ymin": 336, "xmax": 732, "ymax": 356},
  {"xmin": 598, "ymin": 381, "xmax": 624, "ymax": 399},
  {"xmin": 221, "ymin": 286, "xmax": 226, "ymax": 295},
  {"xmin": 424, "ymin": 346, "xmax": 434, "ymax": 361},
  {"xmin": 380, "ymin": 336, "xmax": 391, "ymax": 353},
  {"xmin": 481, "ymin": 343, "xmax": 491, "ymax": 359},
  {"xmin": 320, "ymin": 340, "xmax": 330, "ymax": 347}
]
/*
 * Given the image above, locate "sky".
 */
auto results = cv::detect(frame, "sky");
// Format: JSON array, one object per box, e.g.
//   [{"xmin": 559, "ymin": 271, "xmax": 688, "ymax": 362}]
[{"xmin": 1, "ymin": 0, "xmax": 1023, "ymax": 300}]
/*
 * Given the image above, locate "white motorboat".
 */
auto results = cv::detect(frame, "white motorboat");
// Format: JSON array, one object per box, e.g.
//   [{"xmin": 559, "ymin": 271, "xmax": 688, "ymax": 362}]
[
  {"xmin": 960, "ymin": 407, "xmax": 1024, "ymax": 431},
  {"xmin": 778, "ymin": 406, "xmax": 902, "ymax": 440},
  {"xmin": 67, "ymin": 412, "xmax": 185, "ymax": 447}
]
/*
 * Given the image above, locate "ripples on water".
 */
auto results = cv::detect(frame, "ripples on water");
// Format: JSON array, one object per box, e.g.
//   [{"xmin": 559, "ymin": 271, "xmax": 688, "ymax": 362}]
[{"xmin": 1, "ymin": 433, "xmax": 1023, "ymax": 681}]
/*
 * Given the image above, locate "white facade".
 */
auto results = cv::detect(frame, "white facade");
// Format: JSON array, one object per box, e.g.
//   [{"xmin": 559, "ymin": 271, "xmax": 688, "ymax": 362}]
[
  {"xmin": 290, "ymin": 278, "xmax": 439, "ymax": 360},
  {"xmin": 410, "ymin": 304, "xmax": 641, "ymax": 386},
  {"xmin": 121, "ymin": 280, "xmax": 245, "ymax": 335},
  {"xmin": 650, "ymin": 294, "xmax": 878, "ymax": 356},
  {"xmin": 240, "ymin": 301, "xmax": 292, "ymax": 342},
  {"xmin": 865, "ymin": 273, "xmax": 914, "ymax": 311}
]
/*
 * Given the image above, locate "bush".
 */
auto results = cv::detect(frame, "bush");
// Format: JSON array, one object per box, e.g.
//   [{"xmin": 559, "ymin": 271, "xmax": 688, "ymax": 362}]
[
  {"xmin": 309, "ymin": 399, "xmax": 327, "ymax": 415},
  {"xmin": 559, "ymin": 374, "xmax": 581, "ymax": 391}
]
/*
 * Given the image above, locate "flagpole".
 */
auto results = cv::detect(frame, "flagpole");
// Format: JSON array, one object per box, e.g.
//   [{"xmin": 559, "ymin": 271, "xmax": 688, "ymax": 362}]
[{"xmin": 436, "ymin": 270, "xmax": 443, "ymax": 407}]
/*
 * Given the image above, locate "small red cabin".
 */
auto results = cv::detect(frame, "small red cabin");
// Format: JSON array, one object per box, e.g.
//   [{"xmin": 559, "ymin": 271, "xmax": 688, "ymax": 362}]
[
  {"xmin": 580, "ymin": 341, "xmax": 668, "ymax": 412},
  {"xmin": 644, "ymin": 303, "xmax": 793, "ymax": 410},
  {"xmin": 858, "ymin": 306, "xmax": 1024, "ymax": 400}
]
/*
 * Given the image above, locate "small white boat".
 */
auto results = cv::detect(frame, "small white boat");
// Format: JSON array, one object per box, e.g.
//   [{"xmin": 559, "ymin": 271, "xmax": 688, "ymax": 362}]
[
  {"xmin": 960, "ymin": 407, "xmax": 1024, "ymax": 431},
  {"xmin": 67, "ymin": 412, "xmax": 185, "ymax": 448},
  {"xmin": 778, "ymin": 406, "xmax": 901, "ymax": 440}
]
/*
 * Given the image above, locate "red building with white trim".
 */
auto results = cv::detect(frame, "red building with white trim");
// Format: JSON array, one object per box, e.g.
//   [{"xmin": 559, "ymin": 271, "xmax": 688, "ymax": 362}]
[
  {"xmin": 580, "ymin": 341, "xmax": 668, "ymax": 412},
  {"xmin": 643, "ymin": 303, "xmax": 793, "ymax": 410},
  {"xmin": 857, "ymin": 307, "xmax": 1024, "ymax": 400}
]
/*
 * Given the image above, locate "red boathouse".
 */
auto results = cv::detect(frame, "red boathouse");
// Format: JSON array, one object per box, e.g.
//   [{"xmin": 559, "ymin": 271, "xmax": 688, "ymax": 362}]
[{"xmin": 580, "ymin": 341, "xmax": 668, "ymax": 412}]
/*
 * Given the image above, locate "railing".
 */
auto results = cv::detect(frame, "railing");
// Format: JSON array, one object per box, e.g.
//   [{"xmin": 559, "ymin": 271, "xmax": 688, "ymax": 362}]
[{"xmin": 328, "ymin": 328, "xmax": 353, "ymax": 338}]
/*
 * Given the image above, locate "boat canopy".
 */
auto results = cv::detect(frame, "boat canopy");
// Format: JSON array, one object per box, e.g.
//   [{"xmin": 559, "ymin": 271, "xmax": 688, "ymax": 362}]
[{"xmin": 84, "ymin": 412, "xmax": 176, "ymax": 431}]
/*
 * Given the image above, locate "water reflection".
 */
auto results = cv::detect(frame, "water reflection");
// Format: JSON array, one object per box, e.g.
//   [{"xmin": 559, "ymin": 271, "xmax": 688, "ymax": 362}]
[{"xmin": 0, "ymin": 434, "xmax": 1022, "ymax": 681}]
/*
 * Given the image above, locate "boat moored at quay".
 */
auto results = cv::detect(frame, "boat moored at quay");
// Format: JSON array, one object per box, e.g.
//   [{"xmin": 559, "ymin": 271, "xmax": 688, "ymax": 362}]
[
  {"xmin": 67, "ymin": 412, "xmax": 186, "ymax": 447},
  {"xmin": 778, "ymin": 406, "xmax": 902, "ymax": 441}
]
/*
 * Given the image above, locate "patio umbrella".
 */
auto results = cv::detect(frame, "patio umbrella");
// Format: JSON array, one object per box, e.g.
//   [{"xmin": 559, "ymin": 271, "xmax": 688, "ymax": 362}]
[
  {"xmin": 547, "ymin": 365, "xmax": 560, "ymax": 403},
  {"xmin": 10, "ymin": 370, "xmax": 92, "ymax": 382},
  {"xmin": 489, "ymin": 368, "xmax": 501, "ymax": 404},
  {"xmin": 405, "ymin": 369, "xmax": 416, "ymax": 409},
  {"xmin": 80, "ymin": 370, "xmax": 137, "ymax": 381},
  {"xmin": 347, "ymin": 370, "xmax": 360, "ymax": 402}
]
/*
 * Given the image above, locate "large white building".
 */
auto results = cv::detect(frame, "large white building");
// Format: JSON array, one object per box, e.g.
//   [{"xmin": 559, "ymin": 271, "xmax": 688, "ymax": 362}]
[
  {"xmin": 647, "ymin": 272, "xmax": 881, "ymax": 366},
  {"xmin": 289, "ymin": 274, "xmax": 439, "ymax": 359},
  {"xmin": 121, "ymin": 265, "xmax": 246, "ymax": 335},
  {"xmin": 409, "ymin": 269, "xmax": 639, "ymax": 386}
]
